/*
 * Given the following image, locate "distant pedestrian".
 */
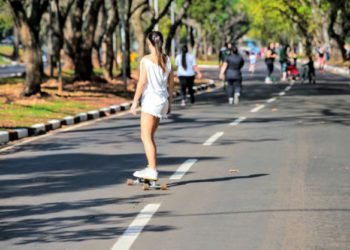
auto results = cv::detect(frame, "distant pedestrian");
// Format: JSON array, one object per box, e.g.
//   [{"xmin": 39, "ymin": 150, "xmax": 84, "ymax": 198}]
[
  {"xmin": 264, "ymin": 42, "xmax": 277, "ymax": 83},
  {"xmin": 317, "ymin": 47, "xmax": 325, "ymax": 73},
  {"xmin": 175, "ymin": 45, "xmax": 202, "ymax": 107},
  {"xmin": 130, "ymin": 31, "xmax": 174, "ymax": 181},
  {"xmin": 219, "ymin": 42, "xmax": 233, "ymax": 66},
  {"xmin": 279, "ymin": 44, "xmax": 289, "ymax": 81},
  {"xmin": 219, "ymin": 45, "xmax": 245, "ymax": 105},
  {"xmin": 249, "ymin": 51, "xmax": 257, "ymax": 75}
]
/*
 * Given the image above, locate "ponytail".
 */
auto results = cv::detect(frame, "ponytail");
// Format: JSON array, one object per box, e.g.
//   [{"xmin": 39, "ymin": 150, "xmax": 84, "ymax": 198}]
[
  {"xmin": 181, "ymin": 45, "xmax": 188, "ymax": 70},
  {"xmin": 147, "ymin": 31, "xmax": 167, "ymax": 72}
]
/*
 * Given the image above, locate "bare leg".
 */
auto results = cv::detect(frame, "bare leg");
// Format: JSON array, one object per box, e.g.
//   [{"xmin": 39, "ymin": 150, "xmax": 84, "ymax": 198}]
[{"xmin": 140, "ymin": 112, "xmax": 160, "ymax": 170}]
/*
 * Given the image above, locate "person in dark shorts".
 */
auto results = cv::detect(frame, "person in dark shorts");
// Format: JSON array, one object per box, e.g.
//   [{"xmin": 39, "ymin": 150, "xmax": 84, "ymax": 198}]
[
  {"xmin": 219, "ymin": 45, "xmax": 245, "ymax": 105},
  {"xmin": 175, "ymin": 45, "xmax": 202, "ymax": 107}
]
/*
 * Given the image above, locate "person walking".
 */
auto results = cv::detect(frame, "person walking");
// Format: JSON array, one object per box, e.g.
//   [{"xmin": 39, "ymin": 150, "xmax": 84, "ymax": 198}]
[
  {"xmin": 248, "ymin": 51, "xmax": 257, "ymax": 75},
  {"xmin": 264, "ymin": 42, "xmax": 277, "ymax": 83},
  {"xmin": 219, "ymin": 42, "xmax": 233, "ymax": 66},
  {"xmin": 279, "ymin": 44, "xmax": 289, "ymax": 81},
  {"xmin": 219, "ymin": 45, "xmax": 245, "ymax": 105},
  {"xmin": 317, "ymin": 46, "xmax": 325, "ymax": 73},
  {"xmin": 175, "ymin": 45, "xmax": 202, "ymax": 107},
  {"xmin": 130, "ymin": 31, "xmax": 174, "ymax": 181}
]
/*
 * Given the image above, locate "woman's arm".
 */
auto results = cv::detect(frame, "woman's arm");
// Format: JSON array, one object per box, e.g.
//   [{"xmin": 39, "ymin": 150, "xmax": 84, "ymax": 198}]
[
  {"xmin": 193, "ymin": 65, "xmax": 202, "ymax": 79},
  {"xmin": 219, "ymin": 62, "xmax": 228, "ymax": 80},
  {"xmin": 167, "ymin": 68, "xmax": 175, "ymax": 114},
  {"xmin": 130, "ymin": 60, "xmax": 147, "ymax": 116}
]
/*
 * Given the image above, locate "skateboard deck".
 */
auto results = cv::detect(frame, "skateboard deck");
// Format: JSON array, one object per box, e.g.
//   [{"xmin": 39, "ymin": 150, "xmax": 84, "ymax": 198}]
[{"xmin": 127, "ymin": 178, "xmax": 168, "ymax": 191}]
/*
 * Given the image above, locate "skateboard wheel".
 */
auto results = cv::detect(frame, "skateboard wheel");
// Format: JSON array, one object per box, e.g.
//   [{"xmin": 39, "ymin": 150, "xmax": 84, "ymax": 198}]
[
  {"xmin": 143, "ymin": 183, "xmax": 150, "ymax": 191},
  {"xmin": 127, "ymin": 179, "xmax": 133, "ymax": 186},
  {"xmin": 160, "ymin": 184, "xmax": 167, "ymax": 190}
]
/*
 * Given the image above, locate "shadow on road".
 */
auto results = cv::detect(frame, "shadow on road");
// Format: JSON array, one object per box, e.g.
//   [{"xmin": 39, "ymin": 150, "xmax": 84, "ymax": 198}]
[
  {"xmin": 0, "ymin": 195, "xmax": 175, "ymax": 244},
  {"xmin": 170, "ymin": 173, "xmax": 269, "ymax": 187}
]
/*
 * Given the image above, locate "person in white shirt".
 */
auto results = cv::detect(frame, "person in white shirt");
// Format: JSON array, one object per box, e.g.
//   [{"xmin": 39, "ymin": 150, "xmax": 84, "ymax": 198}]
[
  {"xmin": 130, "ymin": 31, "xmax": 175, "ymax": 180},
  {"xmin": 175, "ymin": 45, "xmax": 202, "ymax": 106}
]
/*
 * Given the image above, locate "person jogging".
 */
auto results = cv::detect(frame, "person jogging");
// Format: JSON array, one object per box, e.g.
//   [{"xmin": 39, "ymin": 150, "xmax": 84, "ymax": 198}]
[
  {"xmin": 264, "ymin": 42, "xmax": 277, "ymax": 83},
  {"xmin": 219, "ymin": 44, "xmax": 245, "ymax": 105},
  {"xmin": 175, "ymin": 45, "xmax": 202, "ymax": 107},
  {"xmin": 130, "ymin": 31, "xmax": 174, "ymax": 181}
]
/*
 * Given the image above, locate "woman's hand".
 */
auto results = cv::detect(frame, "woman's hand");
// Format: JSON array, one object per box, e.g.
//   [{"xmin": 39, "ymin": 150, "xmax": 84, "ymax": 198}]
[
  {"xmin": 197, "ymin": 72, "xmax": 202, "ymax": 79},
  {"xmin": 219, "ymin": 73, "xmax": 225, "ymax": 80},
  {"xmin": 167, "ymin": 104, "xmax": 171, "ymax": 115},
  {"xmin": 130, "ymin": 102, "xmax": 138, "ymax": 116}
]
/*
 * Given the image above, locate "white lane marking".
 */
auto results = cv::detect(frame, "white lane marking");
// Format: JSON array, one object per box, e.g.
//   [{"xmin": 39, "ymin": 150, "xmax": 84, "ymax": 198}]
[
  {"xmin": 279, "ymin": 91, "xmax": 286, "ymax": 96},
  {"xmin": 285, "ymin": 86, "xmax": 292, "ymax": 91},
  {"xmin": 266, "ymin": 97, "xmax": 277, "ymax": 103},
  {"xmin": 111, "ymin": 203, "xmax": 161, "ymax": 250},
  {"xmin": 230, "ymin": 116, "xmax": 246, "ymax": 126},
  {"xmin": 169, "ymin": 159, "xmax": 198, "ymax": 180},
  {"xmin": 250, "ymin": 104, "xmax": 265, "ymax": 113},
  {"xmin": 203, "ymin": 132, "xmax": 224, "ymax": 146}
]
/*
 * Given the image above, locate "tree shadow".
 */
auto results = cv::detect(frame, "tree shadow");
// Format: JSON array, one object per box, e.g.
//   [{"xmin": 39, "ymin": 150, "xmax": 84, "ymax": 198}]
[
  {"xmin": 0, "ymin": 195, "xmax": 175, "ymax": 244},
  {"xmin": 0, "ymin": 153, "xmax": 220, "ymax": 199}
]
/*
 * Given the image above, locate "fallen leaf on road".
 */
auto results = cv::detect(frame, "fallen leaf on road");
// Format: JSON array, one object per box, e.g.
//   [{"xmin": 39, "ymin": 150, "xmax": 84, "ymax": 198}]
[{"xmin": 229, "ymin": 169, "xmax": 240, "ymax": 173}]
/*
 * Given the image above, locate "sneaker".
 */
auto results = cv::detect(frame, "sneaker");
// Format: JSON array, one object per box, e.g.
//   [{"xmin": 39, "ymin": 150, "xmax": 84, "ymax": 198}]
[
  {"xmin": 234, "ymin": 93, "xmax": 240, "ymax": 105},
  {"xmin": 229, "ymin": 97, "xmax": 234, "ymax": 105},
  {"xmin": 181, "ymin": 100, "xmax": 186, "ymax": 107},
  {"xmin": 133, "ymin": 167, "xmax": 158, "ymax": 180},
  {"xmin": 265, "ymin": 77, "xmax": 272, "ymax": 84}
]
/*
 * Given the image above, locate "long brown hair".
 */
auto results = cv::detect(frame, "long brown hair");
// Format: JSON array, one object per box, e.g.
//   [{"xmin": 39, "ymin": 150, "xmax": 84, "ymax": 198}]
[
  {"xmin": 181, "ymin": 45, "xmax": 188, "ymax": 70},
  {"xmin": 147, "ymin": 31, "xmax": 167, "ymax": 72}
]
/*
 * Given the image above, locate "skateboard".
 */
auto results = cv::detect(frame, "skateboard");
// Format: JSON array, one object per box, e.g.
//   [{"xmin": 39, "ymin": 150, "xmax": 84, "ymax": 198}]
[{"xmin": 127, "ymin": 178, "xmax": 168, "ymax": 191}]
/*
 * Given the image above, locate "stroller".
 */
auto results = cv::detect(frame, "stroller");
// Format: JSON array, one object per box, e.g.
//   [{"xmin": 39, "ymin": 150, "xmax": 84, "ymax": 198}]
[
  {"xmin": 287, "ymin": 62, "xmax": 300, "ymax": 81},
  {"xmin": 301, "ymin": 57, "xmax": 316, "ymax": 84}
]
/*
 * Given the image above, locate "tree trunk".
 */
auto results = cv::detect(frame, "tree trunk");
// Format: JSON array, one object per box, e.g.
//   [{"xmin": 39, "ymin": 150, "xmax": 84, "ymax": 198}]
[
  {"xmin": 12, "ymin": 26, "xmax": 19, "ymax": 60},
  {"xmin": 165, "ymin": 0, "xmax": 192, "ymax": 55},
  {"xmin": 131, "ymin": 1, "xmax": 145, "ymax": 57},
  {"xmin": 74, "ymin": 0, "xmax": 103, "ymax": 80},
  {"xmin": 328, "ymin": 2, "xmax": 348, "ymax": 61},
  {"xmin": 7, "ymin": 0, "xmax": 47, "ymax": 96},
  {"xmin": 144, "ymin": 0, "xmax": 174, "ymax": 54},
  {"xmin": 22, "ymin": 37, "xmax": 43, "ymax": 96}
]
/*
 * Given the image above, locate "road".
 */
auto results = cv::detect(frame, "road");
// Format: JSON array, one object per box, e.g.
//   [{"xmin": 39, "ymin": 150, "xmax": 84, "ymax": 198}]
[
  {"xmin": 0, "ymin": 63, "xmax": 25, "ymax": 78},
  {"xmin": 0, "ymin": 62, "xmax": 349, "ymax": 250}
]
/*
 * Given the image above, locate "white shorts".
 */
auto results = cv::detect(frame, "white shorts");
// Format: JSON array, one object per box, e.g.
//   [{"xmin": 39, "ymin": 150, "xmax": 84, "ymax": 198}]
[{"xmin": 141, "ymin": 95, "xmax": 169, "ymax": 119}]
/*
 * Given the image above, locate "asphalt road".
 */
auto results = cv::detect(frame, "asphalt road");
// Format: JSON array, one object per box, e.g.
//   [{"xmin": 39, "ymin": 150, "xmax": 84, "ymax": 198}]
[
  {"xmin": 0, "ymin": 64, "xmax": 25, "ymax": 78},
  {"xmin": 0, "ymin": 62, "xmax": 349, "ymax": 250}
]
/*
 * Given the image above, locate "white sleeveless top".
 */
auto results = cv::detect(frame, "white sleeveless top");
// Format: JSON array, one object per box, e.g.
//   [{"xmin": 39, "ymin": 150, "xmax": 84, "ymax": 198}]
[{"xmin": 140, "ymin": 56, "xmax": 172, "ymax": 105}]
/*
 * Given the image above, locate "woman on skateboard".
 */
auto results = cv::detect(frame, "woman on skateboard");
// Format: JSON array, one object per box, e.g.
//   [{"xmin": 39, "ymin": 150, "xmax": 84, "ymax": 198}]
[{"xmin": 130, "ymin": 31, "xmax": 174, "ymax": 181}]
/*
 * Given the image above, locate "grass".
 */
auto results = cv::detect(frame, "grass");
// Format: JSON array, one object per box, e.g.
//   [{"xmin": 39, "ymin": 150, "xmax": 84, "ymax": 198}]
[
  {"xmin": 197, "ymin": 59, "xmax": 219, "ymax": 66},
  {"xmin": 0, "ymin": 45, "xmax": 13, "ymax": 56},
  {"xmin": 0, "ymin": 98, "xmax": 95, "ymax": 128},
  {"xmin": 0, "ymin": 76, "xmax": 23, "ymax": 85}
]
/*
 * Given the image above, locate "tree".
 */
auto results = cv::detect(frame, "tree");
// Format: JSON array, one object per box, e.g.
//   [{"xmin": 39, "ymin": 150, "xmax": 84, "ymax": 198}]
[
  {"xmin": 6, "ymin": 0, "xmax": 48, "ymax": 96},
  {"xmin": 328, "ymin": 0, "xmax": 350, "ymax": 61}
]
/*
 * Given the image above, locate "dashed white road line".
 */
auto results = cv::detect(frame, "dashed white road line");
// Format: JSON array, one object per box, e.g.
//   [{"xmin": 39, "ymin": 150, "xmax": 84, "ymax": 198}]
[
  {"xmin": 203, "ymin": 132, "xmax": 224, "ymax": 146},
  {"xmin": 285, "ymin": 86, "xmax": 292, "ymax": 91},
  {"xmin": 278, "ymin": 91, "xmax": 286, "ymax": 96},
  {"xmin": 111, "ymin": 203, "xmax": 161, "ymax": 250},
  {"xmin": 250, "ymin": 104, "xmax": 265, "ymax": 113},
  {"xmin": 169, "ymin": 159, "xmax": 198, "ymax": 180},
  {"xmin": 266, "ymin": 97, "xmax": 277, "ymax": 103},
  {"xmin": 230, "ymin": 116, "xmax": 246, "ymax": 126}
]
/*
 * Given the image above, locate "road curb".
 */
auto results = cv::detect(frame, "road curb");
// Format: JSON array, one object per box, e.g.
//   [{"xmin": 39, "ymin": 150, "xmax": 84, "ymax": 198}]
[{"xmin": 0, "ymin": 80, "xmax": 216, "ymax": 146}]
